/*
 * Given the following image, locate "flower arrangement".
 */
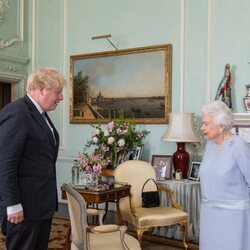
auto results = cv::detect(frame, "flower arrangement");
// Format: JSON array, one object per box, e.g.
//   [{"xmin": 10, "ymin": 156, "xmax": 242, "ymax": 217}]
[
  {"xmin": 79, "ymin": 120, "xmax": 150, "ymax": 170},
  {"xmin": 77, "ymin": 152, "xmax": 109, "ymax": 173}
]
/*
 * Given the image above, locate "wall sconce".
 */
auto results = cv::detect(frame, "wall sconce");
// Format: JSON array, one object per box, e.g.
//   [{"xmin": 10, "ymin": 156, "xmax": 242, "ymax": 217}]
[
  {"xmin": 91, "ymin": 34, "xmax": 118, "ymax": 50},
  {"xmin": 161, "ymin": 113, "xmax": 200, "ymax": 178}
]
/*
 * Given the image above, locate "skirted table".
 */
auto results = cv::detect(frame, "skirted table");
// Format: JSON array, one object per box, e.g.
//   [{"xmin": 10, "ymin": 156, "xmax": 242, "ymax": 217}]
[{"xmin": 156, "ymin": 179, "xmax": 201, "ymax": 243}]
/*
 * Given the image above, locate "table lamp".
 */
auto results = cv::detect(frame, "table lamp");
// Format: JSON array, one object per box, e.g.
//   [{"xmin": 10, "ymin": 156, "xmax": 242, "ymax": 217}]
[{"xmin": 161, "ymin": 113, "xmax": 200, "ymax": 178}]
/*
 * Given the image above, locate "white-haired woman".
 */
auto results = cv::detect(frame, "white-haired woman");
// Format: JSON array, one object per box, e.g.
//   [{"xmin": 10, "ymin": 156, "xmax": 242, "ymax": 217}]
[{"xmin": 199, "ymin": 100, "xmax": 250, "ymax": 250}]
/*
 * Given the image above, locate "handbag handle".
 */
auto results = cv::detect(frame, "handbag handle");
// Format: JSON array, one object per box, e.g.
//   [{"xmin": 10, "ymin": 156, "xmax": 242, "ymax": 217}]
[{"xmin": 141, "ymin": 178, "xmax": 158, "ymax": 193}]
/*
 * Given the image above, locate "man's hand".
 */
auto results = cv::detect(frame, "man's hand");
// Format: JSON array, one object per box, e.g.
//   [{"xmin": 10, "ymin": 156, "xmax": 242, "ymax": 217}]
[{"xmin": 7, "ymin": 210, "xmax": 24, "ymax": 224}]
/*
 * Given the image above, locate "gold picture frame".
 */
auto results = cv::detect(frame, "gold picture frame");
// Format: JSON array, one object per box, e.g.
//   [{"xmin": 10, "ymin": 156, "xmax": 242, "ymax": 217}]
[{"xmin": 70, "ymin": 44, "xmax": 172, "ymax": 124}]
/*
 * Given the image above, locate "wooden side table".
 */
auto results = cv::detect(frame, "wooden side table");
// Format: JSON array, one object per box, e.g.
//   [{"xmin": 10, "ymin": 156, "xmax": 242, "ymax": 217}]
[{"xmin": 61, "ymin": 182, "xmax": 131, "ymax": 225}]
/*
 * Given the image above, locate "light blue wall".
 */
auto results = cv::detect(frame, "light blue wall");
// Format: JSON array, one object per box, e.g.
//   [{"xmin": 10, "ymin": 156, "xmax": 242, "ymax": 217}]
[{"xmin": 23, "ymin": 0, "xmax": 250, "ymax": 201}]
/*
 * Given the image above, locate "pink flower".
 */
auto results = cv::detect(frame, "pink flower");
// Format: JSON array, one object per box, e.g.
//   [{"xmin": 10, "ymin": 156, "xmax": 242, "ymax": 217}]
[
  {"xmin": 85, "ymin": 165, "xmax": 92, "ymax": 172},
  {"xmin": 107, "ymin": 121, "xmax": 114, "ymax": 132},
  {"xmin": 116, "ymin": 128, "xmax": 127, "ymax": 135},
  {"xmin": 93, "ymin": 164, "xmax": 102, "ymax": 172},
  {"xmin": 101, "ymin": 145, "xmax": 110, "ymax": 152},
  {"xmin": 104, "ymin": 129, "xmax": 109, "ymax": 136}
]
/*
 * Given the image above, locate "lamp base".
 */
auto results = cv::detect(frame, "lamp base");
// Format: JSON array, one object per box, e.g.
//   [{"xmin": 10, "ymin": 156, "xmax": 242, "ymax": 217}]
[{"xmin": 173, "ymin": 142, "xmax": 190, "ymax": 178}]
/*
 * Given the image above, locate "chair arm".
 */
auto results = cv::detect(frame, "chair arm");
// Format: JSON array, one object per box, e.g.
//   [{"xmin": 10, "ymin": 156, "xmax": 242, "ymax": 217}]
[
  {"xmin": 129, "ymin": 192, "xmax": 138, "ymax": 217},
  {"xmin": 157, "ymin": 184, "xmax": 184, "ymax": 210},
  {"xmin": 119, "ymin": 225, "xmax": 130, "ymax": 250}
]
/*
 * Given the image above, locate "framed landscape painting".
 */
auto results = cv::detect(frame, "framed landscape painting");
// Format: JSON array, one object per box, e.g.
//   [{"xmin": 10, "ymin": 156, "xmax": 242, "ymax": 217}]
[{"xmin": 70, "ymin": 44, "xmax": 172, "ymax": 124}]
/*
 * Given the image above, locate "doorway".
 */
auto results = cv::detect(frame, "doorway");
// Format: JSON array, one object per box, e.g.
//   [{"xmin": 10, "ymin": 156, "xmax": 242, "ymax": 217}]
[{"xmin": 0, "ymin": 82, "xmax": 11, "ymax": 110}]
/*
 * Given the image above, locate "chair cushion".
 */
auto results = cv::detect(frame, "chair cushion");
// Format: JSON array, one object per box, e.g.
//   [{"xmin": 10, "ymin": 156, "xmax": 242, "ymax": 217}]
[
  {"xmin": 134, "ymin": 206, "xmax": 188, "ymax": 227},
  {"xmin": 89, "ymin": 232, "xmax": 141, "ymax": 250},
  {"xmin": 93, "ymin": 224, "xmax": 119, "ymax": 233}
]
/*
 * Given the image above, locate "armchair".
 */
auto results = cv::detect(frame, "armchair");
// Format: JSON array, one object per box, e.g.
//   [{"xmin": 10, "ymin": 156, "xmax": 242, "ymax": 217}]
[
  {"xmin": 62, "ymin": 183, "xmax": 141, "ymax": 250},
  {"xmin": 114, "ymin": 160, "xmax": 188, "ymax": 249}
]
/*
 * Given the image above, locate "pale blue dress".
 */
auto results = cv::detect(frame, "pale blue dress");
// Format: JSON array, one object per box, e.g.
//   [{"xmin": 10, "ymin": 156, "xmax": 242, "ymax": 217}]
[{"xmin": 199, "ymin": 135, "xmax": 250, "ymax": 250}]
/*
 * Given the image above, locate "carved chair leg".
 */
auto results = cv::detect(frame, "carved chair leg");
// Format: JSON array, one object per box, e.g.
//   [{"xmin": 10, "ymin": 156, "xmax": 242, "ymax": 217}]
[
  {"xmin": 179, "ymin": 221, "xmax": 188, "ymax": 249},
  {"xmin": 136, "ymin": 226, "xmax": 149, "ymax": 244}
]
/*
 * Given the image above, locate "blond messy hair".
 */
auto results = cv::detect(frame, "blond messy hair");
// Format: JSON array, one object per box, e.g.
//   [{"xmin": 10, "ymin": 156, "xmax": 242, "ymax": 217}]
[{"xmin": 26, "ymin": 67, "xmax": 65, "ymax": 92}]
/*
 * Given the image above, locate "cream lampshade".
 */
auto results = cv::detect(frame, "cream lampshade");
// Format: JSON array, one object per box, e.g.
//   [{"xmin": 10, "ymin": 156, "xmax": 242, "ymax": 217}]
[{"xmin": 161, "ymin": 113, "xmax": 200, "ymax": 178}]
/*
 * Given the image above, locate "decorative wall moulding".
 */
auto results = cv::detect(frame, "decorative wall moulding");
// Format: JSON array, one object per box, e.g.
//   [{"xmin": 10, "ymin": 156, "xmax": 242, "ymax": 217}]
[
  {"xmin": 0, "ymin": 0, "xmax": 9, "ymax": 24},
  {"xmin": 0, "ymin": 62, "xmax": 23, "ymax": 72},
  {"xmin": 0, "ymin": 0, "xmax": 24, "ymax": 49},
  {"xmin": 0, "ymin": 52, "xmax": 29, "ymax": 64}
]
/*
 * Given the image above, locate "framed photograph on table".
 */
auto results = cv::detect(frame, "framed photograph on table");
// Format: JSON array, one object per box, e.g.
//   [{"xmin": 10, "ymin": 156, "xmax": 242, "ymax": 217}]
[
  {"xmin": 188, "ymin": 161, "xmax": 201, "ymax": 181},
  {"xmin": 128, "ymin": 146, "xmax": 143, "ymax": 160},
  {"xmin": 151, "ymin": 155, "xmax": 172, "ymax": 180}
]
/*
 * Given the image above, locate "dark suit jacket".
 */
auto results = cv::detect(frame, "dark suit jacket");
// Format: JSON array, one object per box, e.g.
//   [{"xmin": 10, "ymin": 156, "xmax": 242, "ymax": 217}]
[{"xmin": 0, "ymin": 95, "xmax": 59, "ymax": 220}]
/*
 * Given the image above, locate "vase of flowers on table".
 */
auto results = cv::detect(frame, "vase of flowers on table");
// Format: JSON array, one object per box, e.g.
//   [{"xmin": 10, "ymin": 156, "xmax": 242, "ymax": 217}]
[
  {"xmin": 76, "ymin": 151, "xmax": 109, "ymax": 188},
  {"xmin": 75, "ymin": 118, "xmax": 149, "ymax": 188},
  {"xmin": 84, "ymin": 119, "xmax": 150, "ymax": 169}
]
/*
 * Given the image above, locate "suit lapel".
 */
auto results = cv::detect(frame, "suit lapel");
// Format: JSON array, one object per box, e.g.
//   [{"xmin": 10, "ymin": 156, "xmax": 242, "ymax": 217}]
[{"xmin": 23, "ymin": 95, "xmax": 59, "ymax": 151}]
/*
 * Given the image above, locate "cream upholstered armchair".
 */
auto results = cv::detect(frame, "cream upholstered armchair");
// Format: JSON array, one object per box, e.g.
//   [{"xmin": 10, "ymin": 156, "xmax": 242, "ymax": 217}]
[
  {"xmin": 114, "ymin": 160, "xmax": 188, "ymax": 249},
  {"xmin": 62, "ymin": 183, "xmax": 141, "ymax": 250}
]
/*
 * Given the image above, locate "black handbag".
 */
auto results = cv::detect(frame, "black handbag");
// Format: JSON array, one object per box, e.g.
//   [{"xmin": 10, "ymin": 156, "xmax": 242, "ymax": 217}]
[{"xmin": 141, "ymin": 178, "xmax": 160, "ymax": 208}]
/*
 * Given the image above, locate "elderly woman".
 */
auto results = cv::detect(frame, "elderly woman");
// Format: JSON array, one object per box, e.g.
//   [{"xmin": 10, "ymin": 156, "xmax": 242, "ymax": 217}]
[{"xmin": 199, "ymin": 100, "xmax": 250, "ymax": 250}]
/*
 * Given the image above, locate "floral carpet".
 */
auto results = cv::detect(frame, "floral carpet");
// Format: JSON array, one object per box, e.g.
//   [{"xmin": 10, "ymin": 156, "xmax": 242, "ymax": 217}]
[{"xmin": 0, "ymin": 217, "xmax": 71, "ymax": 250}]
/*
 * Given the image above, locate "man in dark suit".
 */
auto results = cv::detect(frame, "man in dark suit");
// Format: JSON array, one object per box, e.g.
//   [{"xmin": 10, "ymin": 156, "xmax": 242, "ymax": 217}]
[{"xmin": 0, "ymin": 67, "xmax": 65, "ymax": 249}]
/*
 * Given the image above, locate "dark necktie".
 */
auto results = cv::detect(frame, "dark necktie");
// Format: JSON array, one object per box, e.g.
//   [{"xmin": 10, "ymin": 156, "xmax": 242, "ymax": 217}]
[
  {"xmin": 41, "ymin": 112, "xmax": 47, "ymax": 122},
  {"xmin": 41, "ymin": 112, "xmax": 56, "ymax": 145}
]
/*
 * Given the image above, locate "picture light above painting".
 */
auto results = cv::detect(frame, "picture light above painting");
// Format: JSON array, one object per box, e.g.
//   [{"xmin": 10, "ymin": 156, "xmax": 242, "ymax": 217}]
[{"xmin": 70, "ymin": 44, "xmax": 172, "ymax": 124}]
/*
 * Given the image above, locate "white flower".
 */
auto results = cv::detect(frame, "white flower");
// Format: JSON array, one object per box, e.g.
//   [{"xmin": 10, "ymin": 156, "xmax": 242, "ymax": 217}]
[
  {"xmin": 95, "ymin": 129, "xmax": 100, "ymax": 135},
  {"xmin": 108, "ymin": 137, "xmax": 115, "ymax": 144},
  {"xmin": 92, "ymin": 136, "xmax": 99, "ymax": 143},
  {"xmin": 117, "ymin": 138, "xmax": 125, "ymax": 147}
]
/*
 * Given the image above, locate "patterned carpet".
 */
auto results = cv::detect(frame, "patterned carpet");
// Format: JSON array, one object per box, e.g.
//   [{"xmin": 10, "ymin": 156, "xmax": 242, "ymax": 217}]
[
  {"xmin": 0, "ymin": 217, "xmax": 71, "ymax": 250},
  {"xmin": 0, "ymin": 217, "xmax": 198, "ymax": 249}
]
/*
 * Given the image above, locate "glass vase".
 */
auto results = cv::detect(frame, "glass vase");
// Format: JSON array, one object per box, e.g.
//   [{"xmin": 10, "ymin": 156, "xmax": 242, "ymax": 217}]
[
  {"xmin": 78, "ymin": 170, "xmax": 92, "ymax": 187},
  {"xmin": 91, "ymin": 171, "xmax": 101, "ymax": 189}
]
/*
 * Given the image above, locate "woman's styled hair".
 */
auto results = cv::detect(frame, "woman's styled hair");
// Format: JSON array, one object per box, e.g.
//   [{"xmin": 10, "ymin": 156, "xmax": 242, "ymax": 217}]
[
  {"xmin": 26, "ymin": 67, "xmax": 65, "ymax": 92},
  {"xmin": 201, "ymin": 100, "xmax": 234, "ymax": 130}
]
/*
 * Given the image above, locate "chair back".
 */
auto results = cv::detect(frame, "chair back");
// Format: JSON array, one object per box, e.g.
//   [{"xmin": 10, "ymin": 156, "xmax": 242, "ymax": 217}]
[
  {"xmin": 62, "ymin": 183, "xmax": 88, "ymax": 250},
  {"xmin": 114, "ymin": 160, "xmax": 158, "ymax": 209}
]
